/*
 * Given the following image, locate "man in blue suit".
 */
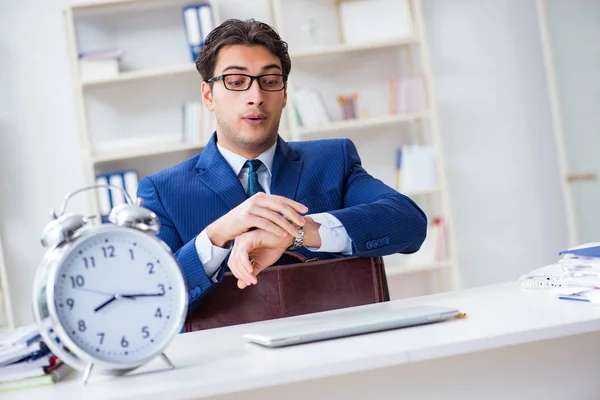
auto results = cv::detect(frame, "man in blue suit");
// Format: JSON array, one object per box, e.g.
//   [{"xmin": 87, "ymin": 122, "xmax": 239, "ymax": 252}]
[{"xmin": 138, "ymin": 19, "xmax": 427, "ymax": 309}]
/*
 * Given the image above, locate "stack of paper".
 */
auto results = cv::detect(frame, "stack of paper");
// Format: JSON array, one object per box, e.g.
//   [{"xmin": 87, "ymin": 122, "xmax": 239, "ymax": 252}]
[
  {"xmin": 0, "ymin": 324, "xmax": 73, "ymax": 392},
  {"xmin": 557, "ymin": 244, "xmax": 600, "ymax": 288},
  {"xmin": 519, "ymin": 243, "xmax": 600, "ymax": 304}
]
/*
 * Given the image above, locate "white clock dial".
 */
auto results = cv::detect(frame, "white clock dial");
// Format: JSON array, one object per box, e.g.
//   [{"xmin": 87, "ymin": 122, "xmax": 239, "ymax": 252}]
[{"xmin": 52, "ymin": 228, "xmax": 185, "ymax": 365}]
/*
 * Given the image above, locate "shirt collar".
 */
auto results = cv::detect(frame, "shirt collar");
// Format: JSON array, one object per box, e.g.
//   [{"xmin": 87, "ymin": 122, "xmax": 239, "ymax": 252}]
[{"xmin": 216, "ymin": 140, "xmax": 277, "ymax": 177}]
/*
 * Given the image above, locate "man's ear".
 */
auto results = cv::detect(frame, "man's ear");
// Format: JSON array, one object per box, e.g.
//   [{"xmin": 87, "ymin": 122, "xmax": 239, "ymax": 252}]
[
  {"xmin": 282, "ymin": 82, "xmax": 287, "ymax": 109},
  {"xmin": 201, "ymin": 81, "xmax": 214, "ymax": 111}
]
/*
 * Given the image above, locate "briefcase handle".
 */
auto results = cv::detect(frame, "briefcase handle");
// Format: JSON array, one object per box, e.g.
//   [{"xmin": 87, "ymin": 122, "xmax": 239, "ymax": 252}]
[{"xmin": 280, "ymin": 251, "xmax": 319, "ymax": 264}]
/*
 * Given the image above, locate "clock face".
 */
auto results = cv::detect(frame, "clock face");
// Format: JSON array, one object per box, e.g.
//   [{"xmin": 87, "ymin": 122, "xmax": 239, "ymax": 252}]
[{"xmin": 52, "ymin": 228, "xmax": 185, "ymax": 365}]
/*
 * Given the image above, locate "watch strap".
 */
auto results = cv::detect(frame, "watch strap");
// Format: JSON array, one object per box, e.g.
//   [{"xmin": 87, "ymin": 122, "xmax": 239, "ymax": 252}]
[{"xmin": 288, "ymin": 225, "xmax": 304, "ymax": 250}]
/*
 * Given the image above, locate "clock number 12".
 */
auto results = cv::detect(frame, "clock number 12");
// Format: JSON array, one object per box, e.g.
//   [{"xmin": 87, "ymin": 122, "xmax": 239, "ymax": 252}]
[{"xmin": 102, "ymin": 246, "xmax": 115, "ymax": 258}]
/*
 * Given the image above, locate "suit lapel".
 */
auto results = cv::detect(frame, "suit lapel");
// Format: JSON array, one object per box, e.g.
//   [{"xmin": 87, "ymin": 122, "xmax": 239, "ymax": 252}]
[
  {"xmin": 195, "ymin": 134, "xmax": 247, "ymax": 210},
  {"xmin": 271, "ymin": 137, "xmax": 303, "ymax": 200}
]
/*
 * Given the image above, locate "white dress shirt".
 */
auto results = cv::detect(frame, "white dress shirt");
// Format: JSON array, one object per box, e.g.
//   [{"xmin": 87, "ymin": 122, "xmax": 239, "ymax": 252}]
[{"xmin": 195, "ymin": 141, "xmax": 353, "ymax": 281}]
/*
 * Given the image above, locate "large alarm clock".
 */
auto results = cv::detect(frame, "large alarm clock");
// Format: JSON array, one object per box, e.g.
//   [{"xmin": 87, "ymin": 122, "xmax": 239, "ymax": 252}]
[{"xmin": 32, "ymin": 185, "xmax": 188, "ymax": 383}]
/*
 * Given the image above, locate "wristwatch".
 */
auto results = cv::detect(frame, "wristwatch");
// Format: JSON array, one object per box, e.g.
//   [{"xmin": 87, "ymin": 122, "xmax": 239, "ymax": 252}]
[{"xmin": 288, "ymin": 225, "xmax": 304, "ymax": 250}]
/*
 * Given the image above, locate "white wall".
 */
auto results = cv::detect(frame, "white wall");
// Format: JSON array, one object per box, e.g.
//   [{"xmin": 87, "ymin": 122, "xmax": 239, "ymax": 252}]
[
  {"xmin": 0, "ymin": 0, "xmax": 89, "ymax": 327},
  {"xmin": 422, "ymin": 0, "xmax": 569, "ymax": 288},
  {"xmin": 0, "ymin": 0, "xmax": 570, "ymax": 326},
  {"xmin": 542, "ymin": 0, "xmax": 600, "ymax": 245}
]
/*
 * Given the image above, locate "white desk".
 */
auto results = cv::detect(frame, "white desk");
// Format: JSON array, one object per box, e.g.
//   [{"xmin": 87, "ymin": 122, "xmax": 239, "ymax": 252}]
[{"xmin": 2, "ymin": 282, "xmax": 600, "ymax": 400}]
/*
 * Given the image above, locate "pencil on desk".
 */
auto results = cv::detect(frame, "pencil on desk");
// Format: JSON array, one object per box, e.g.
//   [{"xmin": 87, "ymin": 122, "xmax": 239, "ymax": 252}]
[{"xmin": 558, "ymin": 295, "xmax": 590, "ymax": 303}]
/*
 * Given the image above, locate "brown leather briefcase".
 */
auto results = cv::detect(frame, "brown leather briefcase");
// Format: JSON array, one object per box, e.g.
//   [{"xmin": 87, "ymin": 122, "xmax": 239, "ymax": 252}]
[{"xmin": 184, "ymin": 252, "xmax": 390, "ymax": 332}]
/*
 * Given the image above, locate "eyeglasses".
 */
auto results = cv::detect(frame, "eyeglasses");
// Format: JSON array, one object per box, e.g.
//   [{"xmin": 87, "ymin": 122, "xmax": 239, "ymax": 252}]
[{"xmin": 207, "ymin": 74, "xmax": 287, "ymax": 92}]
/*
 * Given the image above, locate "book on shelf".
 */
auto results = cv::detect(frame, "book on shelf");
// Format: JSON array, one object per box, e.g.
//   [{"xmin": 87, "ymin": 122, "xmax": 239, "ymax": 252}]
[
  {"xmin": 293, "ymin": 87, "xmax": 330, "ymax": 127},
  {"xmin": 182, "ymin": 101, "xmax": 213, "ymax": 145},
  {"xmin": 183, "ymin": 101, "xmax": 202, "ymax": 143},
  {"xmin": 0, "ymin": 324, "xmax": 73, "ymax": 392},
  {"xmin": 395, "ymin": 145, "xmax": 437, "ymax": 193},
  {"xmin": 388, "ymin": 75, "xmax": 428, "ymax": 115},
  {"xmin": 96, "ymin": 169, "xmax": 139, "ymax": 222},
  {"xmin": 183, "ymin": 3, "xmax": 215, "ymax": 63}
]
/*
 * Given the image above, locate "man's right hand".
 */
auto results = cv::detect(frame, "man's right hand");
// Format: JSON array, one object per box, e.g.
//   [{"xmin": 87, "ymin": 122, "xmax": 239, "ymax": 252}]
[{"xmin": 206, "ymin": 193, "xmax": 308, "ymax": 248}]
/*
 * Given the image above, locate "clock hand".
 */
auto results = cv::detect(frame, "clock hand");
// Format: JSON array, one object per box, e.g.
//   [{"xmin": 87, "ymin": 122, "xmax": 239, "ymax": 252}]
[
  {"xmin": 93, "ymin": 295, "xmax": 117, "ymax": 312},
  {"xmin": 120, "ymin": 292, "xmax": 165, "ymax": 299},
  {"xmin": 93, "ymin": 293, "xmax": 136, "ymax": 312},
  {"xmin": 74, "ymin": 287, "xmax": 115, "ymax": 297},
  {"xmin": 74, "ymin": 287, "xmax": 136, "ymax": 300}
]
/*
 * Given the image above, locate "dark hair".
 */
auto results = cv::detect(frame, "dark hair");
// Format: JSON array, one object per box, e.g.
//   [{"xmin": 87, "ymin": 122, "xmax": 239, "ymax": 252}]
[{"xmin": 195, "ymin": 18, "xmax": 292, "ymax": 82}]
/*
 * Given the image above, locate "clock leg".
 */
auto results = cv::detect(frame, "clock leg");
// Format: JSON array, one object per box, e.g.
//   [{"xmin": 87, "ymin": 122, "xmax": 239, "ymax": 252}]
[
  {"xmin": 82, "ymin": 363, "xmax": 94, "ymax": 384},
  {"xmin": 160, "ymin": 352, "xmax": 175, "ymax": 369}
]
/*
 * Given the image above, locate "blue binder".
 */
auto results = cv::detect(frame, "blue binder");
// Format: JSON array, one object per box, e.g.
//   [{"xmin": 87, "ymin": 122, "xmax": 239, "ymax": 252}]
[
  {"xmin": 182, "ymin": 3, "xmax": 214, "ymax": 63},
  {"xmin": 95, "ymin": 169, "xmax": 139, "ymax": 223}
]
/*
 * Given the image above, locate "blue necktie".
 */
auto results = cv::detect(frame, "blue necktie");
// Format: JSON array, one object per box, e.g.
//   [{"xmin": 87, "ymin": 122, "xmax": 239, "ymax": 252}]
[{"xmin": 245, "ymin": 159, "xmax": 265, "ymax": 197}]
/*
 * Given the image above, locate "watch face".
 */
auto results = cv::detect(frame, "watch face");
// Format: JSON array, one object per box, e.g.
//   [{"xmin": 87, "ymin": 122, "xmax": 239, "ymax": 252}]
[{"xmin": 52, "ymin": 228, "xmax": 185, "ymax": 365}]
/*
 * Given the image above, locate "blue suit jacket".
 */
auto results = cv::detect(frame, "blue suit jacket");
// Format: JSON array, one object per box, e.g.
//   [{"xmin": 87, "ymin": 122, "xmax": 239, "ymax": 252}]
[{"xmin": 138, "ymin": 134, "xmax": 427, "ymax": 308}]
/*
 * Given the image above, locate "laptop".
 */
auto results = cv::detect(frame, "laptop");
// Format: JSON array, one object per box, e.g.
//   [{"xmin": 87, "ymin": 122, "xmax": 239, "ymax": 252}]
[{"xmin": 243, "ymin": 303, "xmax": 461, "ymax": 348}]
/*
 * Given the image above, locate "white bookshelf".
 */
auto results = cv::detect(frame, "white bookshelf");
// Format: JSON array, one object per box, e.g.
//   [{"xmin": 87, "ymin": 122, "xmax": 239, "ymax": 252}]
[
  {"xmin": 63, "ymin": 0, "xmax": 459, "ymax": 296},
  {"xmin": 272, "ymin": 0, "xmax": 460, "ymax": 293},
  {"xmin": 63, "ymin": 0, "xmax": 221, "ymax": 216}
]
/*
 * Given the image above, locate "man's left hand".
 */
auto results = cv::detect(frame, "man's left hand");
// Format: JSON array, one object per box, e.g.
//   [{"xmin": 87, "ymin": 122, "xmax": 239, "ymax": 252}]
[{"xmin": 228, "ymin": 229, "xmax": 292, "ymax": 289}]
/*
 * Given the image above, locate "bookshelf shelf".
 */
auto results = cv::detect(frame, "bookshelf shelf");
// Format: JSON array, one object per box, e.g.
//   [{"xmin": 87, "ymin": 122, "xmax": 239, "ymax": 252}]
[
  {"xmin": 92, "ymin": 141, "xmax": 205, "ymax": 163},
  {"xmin": 271, "ymin": 0, "xmax": 460, "ymax": 294},
  {"xmin": 385, "ymin": 261, "xmax": 450, "ymax": 277},
  {"xmin": 295, "ymin": 113, "xmax": 428, "ymax": 137},
  {"xmin": 290, "ymin": 37, "xmax": 419, "ymax": 60},
  {"xmin": 70, "ymin": 0, "xmax": 184, "ymax": 12},
  {"xmin": 80, "ymin": 37, "xmax": 420, "ymax": 88},
  {"xmin": 81, "ymin": 64, "xmax": 197, "ymax": 88},
  {"xmin": 403, "ymin": 187, "xmax": 441, "ymax": 196}
]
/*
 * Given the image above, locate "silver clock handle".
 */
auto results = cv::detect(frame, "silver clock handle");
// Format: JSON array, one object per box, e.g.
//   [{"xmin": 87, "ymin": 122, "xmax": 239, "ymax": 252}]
[{"xmin": 53, "ymin": 184, "xmax": 135, "ymax": 219}]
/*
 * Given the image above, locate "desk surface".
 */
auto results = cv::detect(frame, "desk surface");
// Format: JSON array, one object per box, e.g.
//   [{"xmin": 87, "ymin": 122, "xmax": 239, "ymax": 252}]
[{"xmin": 2, "ymin": 282, "xmax": 600, "ymax": 400}]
